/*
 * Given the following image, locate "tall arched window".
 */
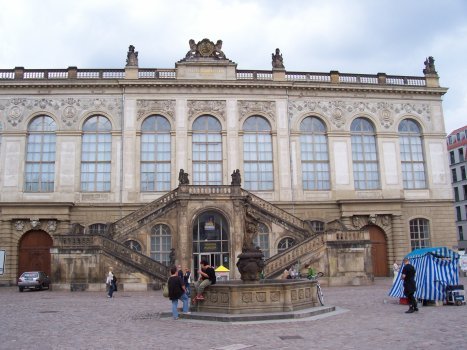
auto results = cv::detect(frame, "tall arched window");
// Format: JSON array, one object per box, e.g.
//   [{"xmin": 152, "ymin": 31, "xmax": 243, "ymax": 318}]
[
  {"xmin": 277, "ymin": 237, "xmax": 295, "ymax": 254},
  {"xmin": 192, "ymin": 115, "xmax": 222, "ymax": 185},
  {"xmin": 81, "ymin": 115, "xmax": 112, "ymax": 192},
  {"xmin": 150, "ymin": 224, "xmax": 172, "ymax": 265},
  {"xmin": 253, "ymin": 223, "xmax": 270, "ymax": 258},
  {"xmin": 243, "ymin": 116, "xmax": 273, "ymax": 190},
  {"xmin": 141, "ymin": 115, "xmax": 171, "ymax": 191},
  {"xmin": 399, "ymin": 119, "xmax": 426, "ymax": 189},
  {"xmin": 25, "ymin": 115, "xmax": 57, "ymax": 192},
  {"xmin": 351, "ymin": 117, "xmax": 380, "ymax": 189},
  {"xmin": 409, "ymin": 218, "xmax": 431, "ymax": 250},
  {"xmin": 300, "ymin": 116, "xmax": 330, "ymax": 190},
  {"xmin": 124, "ymin": 240, "xmax": 142, "ymax": 253}
]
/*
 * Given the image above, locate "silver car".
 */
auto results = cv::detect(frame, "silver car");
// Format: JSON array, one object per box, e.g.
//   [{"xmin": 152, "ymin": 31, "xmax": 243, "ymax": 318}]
[{"xmin": 18, "ymin": 271, "xmax": 51, "ymax": 292}]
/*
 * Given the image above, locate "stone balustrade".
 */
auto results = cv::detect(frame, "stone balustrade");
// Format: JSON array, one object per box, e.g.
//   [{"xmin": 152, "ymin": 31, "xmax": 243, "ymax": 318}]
[{"xmin": 0, "ymin": 67, "xmax": 429, "ymax": 87}]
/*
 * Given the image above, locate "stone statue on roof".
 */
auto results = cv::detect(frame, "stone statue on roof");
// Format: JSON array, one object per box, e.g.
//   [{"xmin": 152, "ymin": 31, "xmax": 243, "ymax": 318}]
[
  {"xmin": 126, "ymin": 45, "xmax": 139, "ymax": 67},
  {"xmin": 272, "ymin": 48, "xmax": 285, "ymax": 69},
  {"xmin": 183, "ymin": 38, "xmax": 229, "ymax": 60},
  {"xmin": 423, "ymin": 56, "xmax": 437, "ymax": 75}
]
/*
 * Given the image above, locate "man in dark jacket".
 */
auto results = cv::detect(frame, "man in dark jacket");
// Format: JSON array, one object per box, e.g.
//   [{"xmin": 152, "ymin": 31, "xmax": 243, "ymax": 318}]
[
  {"xmin": 193, "ymin": 260, "xmax": 216, "ymax": 301},
  {"xmin": 168, "ymin": 266, "xmax": 189, "ymax": 319},
  {"xmin": 401, "ymin": 257, "xmax": 418, "ymax": 313}
]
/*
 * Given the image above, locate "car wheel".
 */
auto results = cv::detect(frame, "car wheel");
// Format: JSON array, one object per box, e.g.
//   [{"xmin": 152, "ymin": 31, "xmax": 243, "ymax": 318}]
[{"xmin": 19, "ymin": 287, "xmax": 24, "ymax": 292}]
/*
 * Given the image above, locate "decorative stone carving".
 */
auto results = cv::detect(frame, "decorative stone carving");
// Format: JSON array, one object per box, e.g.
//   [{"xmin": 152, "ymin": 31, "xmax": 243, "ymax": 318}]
[
  {"xmin": 271, "ymin": 48, "xmax": 285, "ymax": 69},
  {"xmin": 0, "ymin": 97, "xmax": 122, "ymax": 129},
  {"xmin": 15, "ymin": 220, "xmax": 25, "ymax": 231},
  {"xmin": 242, "ymin": 292, "xmax": 253, "ymax": 303},
  {"xmin": 136, "ymin": 100, "xmax": 175, "ymax": 121},
  {"xmin": 183, "ymin": 38, "xmax": 228, "ymax": 60},
  {"xmin": 187, "ymin": 100, "xmax": 226, "ymax": 121},
  {"xmin": 231, "ymin": 169, "xmax": 241, "ymax": 186},
  {"xmin": 423, "ymin": 56, "xmax": 437, "ymax": 75},
  {"xmin": 238, "ymin": 101, "xmax": 276, "ymax": 121},
  {"xmin": 30, "ymin": 218, "xmax": 40, "ymax": 229},
  {"xmin": 288, "ymin": 99, "xmax": 431, "ymax": 129},
  {"xmin": 270, "ymin": 291, "xmax": 280, "ymax": 302},
  {"xmin": 368, "ymin": 214, "xmax": 377, "ymax": 225},
  {"xmin": 256, "ymin": 292, "xmax": 266, "ymax": 302},
  {"xmin": 126, "ymin": 45, "xmax": 139, "ymax": 67},
  {"xmin": 178, "ymin": 169, "xmax": 190, "ymax": 185},
  {"xmin": 47, "ymin": 220, "xmax": 57, "ymax": 232}
]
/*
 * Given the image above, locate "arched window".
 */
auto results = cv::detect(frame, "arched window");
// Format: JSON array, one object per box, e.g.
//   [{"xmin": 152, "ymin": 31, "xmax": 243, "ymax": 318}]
[
  {"xmin": 277, "ymin": 237, "xmax": 295, "ymax": 254},
  {"xmin": 253, "ymin": 223, "xmax": 270, "ymax": 258},
  {"xmin": 399, "ymin": 119, "xmax": 426, "ymax": 189},
  {"xmin": 192, "ymin": 115, "xmax": 222, "ymax": 185},
  {"xmin": 124, "ymin": 240, "xmax": 142, "ymax": 253},
  {"xmin": 141, "ymin": 115, "xmax": 171, "ymax": 191},
  {"xmin": 351, "ymin": 118, "xmax": 380, "ymax": 189},
  {"xmin": 409, "ymin": 218, "xmax": 431, "ymax": 250},
  {"xmin": 81, "ymin": 115, "xmax": 112, "ymax": 192},
  {"xmin": 88, "ymin": 223, "xmax": 107, "ymax": 235},
  {"xmin": 25, "ymin": 115, "xmax": 57, "ymax": 192},
  {"xmin": 243, "ymin": 116, "xmax": 273, "ymax": 190},
  {"xmin": 151, "ymin": 224, "xmax": 172, "ymax": 265},
  {"xmin": 300, "ymin": 117, "xmax": 330, "ymax": 190}
]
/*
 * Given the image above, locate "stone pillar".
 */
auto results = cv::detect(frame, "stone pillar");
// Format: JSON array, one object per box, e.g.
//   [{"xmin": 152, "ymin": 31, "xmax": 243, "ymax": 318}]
[
  {"xmin": 377, "ymin": 72, "xmax": 387, "ymax": 85},
  {"xmin": 391, "ymin": 215, "xmax": 405, "ymax": 261},
  {"xmin": 125, "ymin": 67, "xmax": 138, "ymax": 79},
  {"xmin": 330, "ymin": 70, "xmax": 340, "ymax": 84},
  {"xmin": 14, "ymin": 67, "xmax": 24, "ymax": 80},
  {"xmin": 425, "ymin": 73, "xmax": 440, "ymax": 88},
  {"xmin": 67, "ymin": 66, "xmax": 77, "ymax": 79},
  {"xmin": 272, "ymin": 68, "xmax": 286, "ymax": 81}
]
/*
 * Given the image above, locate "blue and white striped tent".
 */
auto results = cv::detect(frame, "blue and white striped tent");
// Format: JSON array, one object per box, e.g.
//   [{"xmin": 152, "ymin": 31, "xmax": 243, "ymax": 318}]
[{"xmin": 389, "ymin": 247, "xmax": 460, "ymax": 301}]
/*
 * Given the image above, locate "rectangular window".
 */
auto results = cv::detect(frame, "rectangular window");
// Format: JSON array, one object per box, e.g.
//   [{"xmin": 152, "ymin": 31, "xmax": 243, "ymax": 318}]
[
  {"xmin": 459, "ymin": 226, "xmax": 464, "ymax": 241},
  {"xmin": 450, "ymin": 151, "xmax": 455, "ymax": 164},
  {"xmin": 452, "ymin": 168, "xmax": 458, "ymax": 183},
  {"xmin": 460, "ymin": 148, "xmax": 465, "ymax": 162},
  {"xmin": 461, "ymin": 166, "xmax": 466, "ymax": 180},
  {"xmin": 463, "ymin": 185, "xmax": 467, "ymax": 200},
  {"xmin": 454, "ymin": 187, "xmax": 460, "ymax": 202},
  {"xmin": 456, "ymin": 206, "xmax": 462, "ymax": 221}
]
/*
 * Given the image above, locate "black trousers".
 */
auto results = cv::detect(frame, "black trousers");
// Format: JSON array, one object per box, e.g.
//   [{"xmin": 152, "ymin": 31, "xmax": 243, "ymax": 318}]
[{"xmin": 406, "ymin": 291, "xmax": 417, "ymax": 309}]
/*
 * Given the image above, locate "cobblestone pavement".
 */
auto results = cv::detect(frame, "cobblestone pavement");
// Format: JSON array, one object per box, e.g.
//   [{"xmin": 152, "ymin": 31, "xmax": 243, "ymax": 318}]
[{"xmin": 0, "ymin": 277, "xmax": 465, "ymax": 350}]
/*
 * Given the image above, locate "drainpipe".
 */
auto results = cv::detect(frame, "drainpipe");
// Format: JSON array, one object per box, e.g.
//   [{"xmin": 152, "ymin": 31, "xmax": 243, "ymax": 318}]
[{"xmin": 119, "ymin": 86, "xmax": 125, "ymax": 218}]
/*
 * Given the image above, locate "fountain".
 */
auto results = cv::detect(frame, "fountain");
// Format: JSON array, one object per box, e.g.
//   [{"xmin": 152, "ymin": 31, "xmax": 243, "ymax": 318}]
[{"xmin": 187, "ymin": 203, "xmax": 335, "ymax": 321}]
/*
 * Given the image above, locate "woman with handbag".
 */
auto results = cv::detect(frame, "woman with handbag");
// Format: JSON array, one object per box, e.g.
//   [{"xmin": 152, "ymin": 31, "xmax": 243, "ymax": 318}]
[{"xmin": 167, "ymin": 265, "xmax": 189, "ymax": 319}]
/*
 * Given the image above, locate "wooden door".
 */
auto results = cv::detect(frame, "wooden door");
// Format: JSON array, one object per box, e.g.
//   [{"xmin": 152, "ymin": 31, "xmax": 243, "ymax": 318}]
[
  {"xmin": 368, "ymin": 226, "xmax": 388, "ymax": 277},
  {"xmin": 18, "ymin": 230, "xmax": 53, "ymax": 277}
]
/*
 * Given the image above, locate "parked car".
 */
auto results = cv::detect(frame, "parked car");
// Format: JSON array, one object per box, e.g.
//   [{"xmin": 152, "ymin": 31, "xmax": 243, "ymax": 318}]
[{"xmin": 18, "ymin": 271, "xmax": 50, "ymax": 292}]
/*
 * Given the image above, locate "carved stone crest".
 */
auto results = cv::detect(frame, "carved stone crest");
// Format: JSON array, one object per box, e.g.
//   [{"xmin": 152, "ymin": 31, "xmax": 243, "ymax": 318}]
[
  {"xmin": 379, "ymin": 109, "xmax": 394, "ymax": 128},
  {"xmin": 47, "ymin": 220, "xmax": 57, "ymax": 232},
  {"xmin": 188, "ymin": 100, "xmax": 226, "ymax": 121},
  {"xmin": 136, "ymin": 100, "xmax": 175, "ymax": 121},
  {"xmin": 30, "ymin": 218, "xmax": 41, "ymax": 229},
  {"xmin": 238, "ymin": 101, "xmax": 276, "ymax": 121},
  {"xmin": 184, "ymin": 38, "xmax": 227, "ymax": 60}
]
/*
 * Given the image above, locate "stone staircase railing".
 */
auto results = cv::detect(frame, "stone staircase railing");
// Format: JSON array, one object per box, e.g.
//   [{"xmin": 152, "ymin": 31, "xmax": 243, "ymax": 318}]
[
  {"xmin": 242, "ymin": 190, "xmax": 308, "ymax": 238},
  {"xmin": 54, "ymin": 234, "xmax": 169, "ymax": 281},
  {"xmin": 111, "ymin": 188, "xmax": 180, "ymax": 237},
  {"xmin": 263, "ymin": 228, "xmax": 370, "ymax": 279},
  {"xmin": 263, "ymin": 233, "xmax": 326, "ymax": 278}
]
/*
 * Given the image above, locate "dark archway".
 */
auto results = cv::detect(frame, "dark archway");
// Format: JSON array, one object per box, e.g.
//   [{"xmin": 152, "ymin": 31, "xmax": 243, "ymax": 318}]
[
  {"xmin": 368, "ymin": 225, "xmax": 388, "ymax": 277},
  {"xmin": 18, "ymin": 230, "xmax": 53, "ymax": 277}
]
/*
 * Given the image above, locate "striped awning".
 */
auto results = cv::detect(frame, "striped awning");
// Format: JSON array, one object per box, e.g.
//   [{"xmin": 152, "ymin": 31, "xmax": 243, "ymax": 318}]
[{"xmin": 388, "ymin": 247, "xmax": 460, "ymax": 301}]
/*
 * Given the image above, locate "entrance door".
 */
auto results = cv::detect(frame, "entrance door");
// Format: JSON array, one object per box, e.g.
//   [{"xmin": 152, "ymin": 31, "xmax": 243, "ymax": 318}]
[
  {"xmin": 368, "ymin": 226, "xmax": 388, "ymax": 277},
  {"xmin": 192, "ymin": 211, "xmax": 229, "ymax": 280},
  {"xmin": 18, "ymin": 230, "xmax": 53, "ymax": 277}
]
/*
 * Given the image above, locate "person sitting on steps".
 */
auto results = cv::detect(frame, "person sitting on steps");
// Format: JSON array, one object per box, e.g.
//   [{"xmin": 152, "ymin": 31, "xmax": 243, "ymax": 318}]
[{"xmin": 194, "ymin": 260, "xmax": 216, "ymax": 301}]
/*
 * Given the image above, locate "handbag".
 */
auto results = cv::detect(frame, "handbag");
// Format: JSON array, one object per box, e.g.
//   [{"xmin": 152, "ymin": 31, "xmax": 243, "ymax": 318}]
[{"xmin": 162, "ymin": 282, "xmax": 169, "ymax": 298}]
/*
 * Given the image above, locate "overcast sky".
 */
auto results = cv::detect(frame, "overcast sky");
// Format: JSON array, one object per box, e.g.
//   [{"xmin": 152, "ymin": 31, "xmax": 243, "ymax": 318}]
[{"xmin": 1, "ymin": 0, "xmax": 466, "ymax": 134}]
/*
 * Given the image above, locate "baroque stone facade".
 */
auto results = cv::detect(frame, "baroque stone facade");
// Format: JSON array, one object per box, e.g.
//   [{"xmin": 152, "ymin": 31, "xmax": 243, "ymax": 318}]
[{"xmin": 0, "ymin": 41, "xmax": 457, "ymax": 288}]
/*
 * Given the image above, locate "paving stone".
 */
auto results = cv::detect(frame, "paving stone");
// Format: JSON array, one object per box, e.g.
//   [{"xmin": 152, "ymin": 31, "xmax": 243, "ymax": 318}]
[{"xmin": 0, "ymin": 277, "xmax": 465, "ymax": 349}]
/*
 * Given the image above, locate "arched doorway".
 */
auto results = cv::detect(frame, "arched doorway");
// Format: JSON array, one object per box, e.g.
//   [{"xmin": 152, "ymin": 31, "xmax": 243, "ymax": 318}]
[
  {"xmin": 18, "ymin": 230, "xmax": 53, "ymax": 277},
  {"xmin": 192, "ymin": 211, "xmax": 229, "ymax": 279},
  {"xmin": 368, "ymin": 226, "xmax": 388, "ymax": 277}
]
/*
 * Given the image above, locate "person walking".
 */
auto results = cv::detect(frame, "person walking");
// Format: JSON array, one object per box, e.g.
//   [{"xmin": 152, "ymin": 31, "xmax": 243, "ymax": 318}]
[
  {"xmin": 401, "ymin": 258, "xmax": 418, "ymax": 313},
  {"xmin": 168, "ymin": 265, "xmax": 189, "ymax": 320},
  {"xmin": 106, "ymin": 267, "xmax": 116, "ymax": 298}
]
